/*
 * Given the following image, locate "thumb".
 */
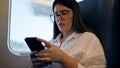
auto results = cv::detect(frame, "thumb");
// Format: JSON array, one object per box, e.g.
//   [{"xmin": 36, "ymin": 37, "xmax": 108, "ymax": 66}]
[{"xmin": 36, "ymin": 38, "xmax": 52, "ymax": 48}]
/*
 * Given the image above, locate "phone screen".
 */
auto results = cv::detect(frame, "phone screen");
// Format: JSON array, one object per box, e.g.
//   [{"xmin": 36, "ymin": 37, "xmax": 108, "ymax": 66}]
[{"xmin": 25, "ymin": 37, "xmax": 44, "ymax": 52}]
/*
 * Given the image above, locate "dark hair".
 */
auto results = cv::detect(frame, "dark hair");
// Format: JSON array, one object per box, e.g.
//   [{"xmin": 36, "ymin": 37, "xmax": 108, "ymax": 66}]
[{"xmin": 52, "ymin": 0, "xmax": 92, "ymax": 39}]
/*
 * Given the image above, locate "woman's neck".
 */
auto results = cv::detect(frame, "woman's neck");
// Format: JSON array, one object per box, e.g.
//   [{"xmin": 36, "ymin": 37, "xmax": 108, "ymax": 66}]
[{"xmin": 60, "ymin": 30, "xmax": 74, "ymax": 43}]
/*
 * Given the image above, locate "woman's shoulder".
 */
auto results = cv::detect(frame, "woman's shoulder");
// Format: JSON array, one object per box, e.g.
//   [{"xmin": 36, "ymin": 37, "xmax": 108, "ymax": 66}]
[
  {"xmin": 82, "ymin": 32, "xmax": 96, "ymax": 37},
  {"xmin": 80, "ymin": 32, "xmax": 99, "ymax": 40}
]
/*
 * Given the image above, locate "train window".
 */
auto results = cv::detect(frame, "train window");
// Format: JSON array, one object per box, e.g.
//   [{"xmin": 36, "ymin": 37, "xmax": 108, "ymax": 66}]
[
  {"xmin": 8, "ymin": 0, "xmax": 54, "ymax": 56},
  {"xmin": 8, "ymin": 0, "xmax": 83, "ymax": 56},
  {"xmin": 76, "ymin": 0, "xmax": 84, "ymax": 2}
]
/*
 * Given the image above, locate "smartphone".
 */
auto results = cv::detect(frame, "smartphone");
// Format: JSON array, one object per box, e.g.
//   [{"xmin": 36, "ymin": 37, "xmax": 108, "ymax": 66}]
[
  {"xmin": 25, "ymin": 37, "xmax": 52, "ymax": 64},
  {"xmin": 25, "ymin": 37, "xmax": 44, "ymax": 52}
]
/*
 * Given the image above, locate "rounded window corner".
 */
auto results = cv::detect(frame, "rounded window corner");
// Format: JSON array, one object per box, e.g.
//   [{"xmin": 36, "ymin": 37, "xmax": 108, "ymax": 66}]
[{"xmin": 7, "ymin": 44, "xmax": 31, "ymax": 56}]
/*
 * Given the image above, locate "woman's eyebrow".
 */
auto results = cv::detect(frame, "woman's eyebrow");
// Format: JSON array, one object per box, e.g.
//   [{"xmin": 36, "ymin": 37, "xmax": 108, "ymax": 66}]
[{"xmin": 54, "ymin": 10, "xmax": 70, "ymax": 13}]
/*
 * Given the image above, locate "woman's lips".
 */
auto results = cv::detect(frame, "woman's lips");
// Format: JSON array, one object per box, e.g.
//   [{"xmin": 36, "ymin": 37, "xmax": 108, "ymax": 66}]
[
  {"xmin": 59, "ymin": 22, "xmax": 64, "ymax": 25},
  {"xmin": 58, "ymin": 23, "xmax": 64, "ymax": 27}
]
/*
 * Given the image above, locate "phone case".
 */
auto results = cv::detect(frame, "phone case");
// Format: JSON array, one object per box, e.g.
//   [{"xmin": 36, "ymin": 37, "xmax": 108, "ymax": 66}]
[{"xmin": 25, "ymin": 37, "xmax": 44, "ymax": 52}]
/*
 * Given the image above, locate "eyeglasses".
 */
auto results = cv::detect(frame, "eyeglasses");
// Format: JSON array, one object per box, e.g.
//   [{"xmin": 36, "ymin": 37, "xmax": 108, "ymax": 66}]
[{"xmin": 50, "ymin": 10, "xmax": 70, "ymax": 22}]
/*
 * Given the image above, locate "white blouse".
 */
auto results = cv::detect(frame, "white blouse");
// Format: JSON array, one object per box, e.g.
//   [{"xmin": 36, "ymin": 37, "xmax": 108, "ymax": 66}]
[{"xmin": 44, "ymin": 32, "xmax": 106, "ymax": 68}]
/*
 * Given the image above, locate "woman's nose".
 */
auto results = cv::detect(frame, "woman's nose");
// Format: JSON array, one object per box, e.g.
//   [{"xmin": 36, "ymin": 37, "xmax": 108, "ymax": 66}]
[{"xmin": 56, "ymin": 15, "xmax": 62, "ymax": 22}]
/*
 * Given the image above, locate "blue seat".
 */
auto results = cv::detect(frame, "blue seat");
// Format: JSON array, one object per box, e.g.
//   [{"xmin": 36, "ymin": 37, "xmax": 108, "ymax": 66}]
[
  {"xmin": 106, "ymin": 0, "xmax": 120, "ymax": 68},
  {"xmin": 79, "ymin": 0, "xmax": 120, "ymax": 68}
]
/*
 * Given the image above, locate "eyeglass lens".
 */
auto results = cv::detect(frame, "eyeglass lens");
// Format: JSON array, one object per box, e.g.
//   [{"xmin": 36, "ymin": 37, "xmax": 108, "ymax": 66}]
[{"xmin": 50, "ymin": 10, "xmax": 70, "ymax": 22}]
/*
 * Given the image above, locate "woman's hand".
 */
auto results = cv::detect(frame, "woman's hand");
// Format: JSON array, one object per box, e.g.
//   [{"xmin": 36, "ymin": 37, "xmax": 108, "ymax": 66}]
[
  {"xmin": 30, "ymin": 51, "xmax": 49, "ymax": 68},
  {"xmin": 34, "ymin": 38, "xmax": 78, "ymax": 68},
  {"xmin": 35, "ymin": 38, "xmax": 66, "ymax": 63}
]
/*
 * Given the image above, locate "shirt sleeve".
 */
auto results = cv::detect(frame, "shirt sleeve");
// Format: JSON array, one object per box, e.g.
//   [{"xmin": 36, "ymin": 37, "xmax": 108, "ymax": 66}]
[{"xmin": 77, "ymin": 33, "xmax": 106, "ymax": 68}]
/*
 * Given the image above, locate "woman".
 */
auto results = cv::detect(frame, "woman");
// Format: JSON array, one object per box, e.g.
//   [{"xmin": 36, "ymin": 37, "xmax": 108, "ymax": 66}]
[{"xmin": 30, "ymin": 0, "xmax": 106, "ymax": 68}]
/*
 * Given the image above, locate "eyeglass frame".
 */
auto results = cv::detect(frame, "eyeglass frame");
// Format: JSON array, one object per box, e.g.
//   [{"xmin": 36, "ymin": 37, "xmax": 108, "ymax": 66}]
[{"xmin": 50, "ymin": 10, "xmax": 70, "ymax": 22}]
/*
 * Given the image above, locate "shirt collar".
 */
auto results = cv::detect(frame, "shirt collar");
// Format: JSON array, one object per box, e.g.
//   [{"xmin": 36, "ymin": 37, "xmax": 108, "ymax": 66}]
[{"xmin": 56, "ymin": 31, "xmax": 82, "ymax": 42}]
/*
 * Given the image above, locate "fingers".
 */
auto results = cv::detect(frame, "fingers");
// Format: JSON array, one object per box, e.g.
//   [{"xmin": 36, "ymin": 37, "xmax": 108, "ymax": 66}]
[
  {"xmin": 31, "ymin": 54, "xmax": 50, "ymax": 67},
  {"xmin": 36, "ymin": 57, "xmax": 52, "ymax": 62},
  {"xmin": 31, "ymin": 50, "xmax": 51, "ymax": 61},
  {"xmin": 30, "ymin": 51, "xmax": 38, "ymax": 58},
  {"xmin": 31, "ymin": 54, "xmax": 52, "ymax": 67},
  {"xmin": 36, "ymin": 52, "xmax": 50, "ymax": 57},
  {"xmin": 31, "ymin": 58, "xmax": 41, "ymax": 63},
  {"xmin": 35, "ymin": 52, "xmax": 52, "ymax": 62},
  {"xmin": 30, "ymin": 50, "xmax": 52, "ymax": 67},
  {"xmin": 30, "ymin": 51, "xmax": 37, "ymax": 55},
  {"xmin": 36, "ymin": 38, "xmax": 52, "ymax": 48}
]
